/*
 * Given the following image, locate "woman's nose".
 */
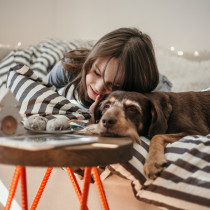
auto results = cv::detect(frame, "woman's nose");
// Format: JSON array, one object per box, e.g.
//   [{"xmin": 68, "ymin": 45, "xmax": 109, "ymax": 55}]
[{"xmin": 95, "ymin": 79, "xmax": 106, "ymax": 94}]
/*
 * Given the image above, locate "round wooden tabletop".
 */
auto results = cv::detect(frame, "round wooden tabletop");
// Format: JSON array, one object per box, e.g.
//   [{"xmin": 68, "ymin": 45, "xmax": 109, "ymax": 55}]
[{"xmin": 0, "ymin": 136, "xmax": 133, "ymax": 167}]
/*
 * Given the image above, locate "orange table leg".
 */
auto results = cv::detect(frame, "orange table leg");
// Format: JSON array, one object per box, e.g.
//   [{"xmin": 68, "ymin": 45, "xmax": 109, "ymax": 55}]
[
  {"xmin": 80, "ymin": 167, "xmax": 91, "ymax": 210},
  {"xmin": 5, "ymin": 166, "xmax": 21, "ymax": 210},
  {"xmin": 66, "ymin": 167, "xmax": 89, "ymax": 210},
  {"xmin": 5, "ymin": 166, "xmax": 109, "ymax": 210},
  {"xmin": 20, "ymin": 167, "xmax": 28, "ymax": 210},
  {"xmin": 30, "ymin": 167, "xmax": 53, "ymax": 210},
  {"xmin": 92, "ymin": 167, "xmax": 109, "ymax": 210}
]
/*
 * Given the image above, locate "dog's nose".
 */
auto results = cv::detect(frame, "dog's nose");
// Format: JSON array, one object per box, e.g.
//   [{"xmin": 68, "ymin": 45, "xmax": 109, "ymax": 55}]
[{"xmin": 102, "ymin": 117, "xmax": 117, "ymax": 128}]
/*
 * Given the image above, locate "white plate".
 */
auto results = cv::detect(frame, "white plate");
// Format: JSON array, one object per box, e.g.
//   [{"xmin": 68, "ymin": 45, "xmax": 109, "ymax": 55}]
[
  {"xmin": 24, "ymin": 126, "xmax": 74, "ymax": 134},
  {"xmin": 0, "ymin": 134, "xmax": 98, "ymax": 151}
]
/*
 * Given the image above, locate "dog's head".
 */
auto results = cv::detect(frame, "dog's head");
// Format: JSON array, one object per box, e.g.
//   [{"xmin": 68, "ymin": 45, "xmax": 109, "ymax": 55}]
[{"xmin": 93, "ymin": 90, "xmax": 172, "ymax": 141}]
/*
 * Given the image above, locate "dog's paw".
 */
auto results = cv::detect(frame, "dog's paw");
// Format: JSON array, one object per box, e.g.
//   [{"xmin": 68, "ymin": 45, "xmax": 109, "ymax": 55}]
[
  {"xmin": 46, "ymin": 116, "xmax": 71, "ymax": 131},
  {"xmin": 25, "ymin": 115, "xmax": 48, "ymax": 131},
  {"xmin": 76, "ymin": 124, "xmax": 100, "ymax": 135},
  {"xmin": 144, "ymin": 154, "xmax": 168, "ymax": 180}
]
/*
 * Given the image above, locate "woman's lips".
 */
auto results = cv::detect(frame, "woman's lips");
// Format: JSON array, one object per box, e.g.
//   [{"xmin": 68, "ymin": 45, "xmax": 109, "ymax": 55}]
[{"xmin": 91, "ymin": 86, "xmax": 99, "ymax": 97}]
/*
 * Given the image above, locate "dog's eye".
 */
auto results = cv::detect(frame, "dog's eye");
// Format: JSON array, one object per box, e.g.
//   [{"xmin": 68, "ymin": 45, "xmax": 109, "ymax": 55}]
[
  {"xmin": 104, "ymin": 103, "xmax": 111, "ymax": 109},
  {"xmin": 126, "ymin": 105, "xmax": 138, "ymax": 113}
]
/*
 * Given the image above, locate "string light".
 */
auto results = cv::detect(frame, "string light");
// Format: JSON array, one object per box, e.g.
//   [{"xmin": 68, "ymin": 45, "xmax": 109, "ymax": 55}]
[
  {"xmin": 177, "ymin": 51, "xmax": 184, "ymax": 56},
  {"xmin": 168, "ymin": 46, "xmax": 201, "ymax": 59},
  {"xmin": 170, "ymin": 46, "xmax": 175, "ymax": 51},
  {"xmin": 0, "ymin": 42, "xmax": 23, "ymax": 49},
  {"xmin": 0, "ymin": 44, "xmax": 11, "ymax": 48},
  {"xmin": 0, "ymin": 42, "xmax": 203, "ymax": 59},
  {"xmin": 194, "ymin": 51, "xmax": 199, "ymax": 56},
  {"xmin": 17, "ymin": 42, "xmax": 22, "ymax": 48}
]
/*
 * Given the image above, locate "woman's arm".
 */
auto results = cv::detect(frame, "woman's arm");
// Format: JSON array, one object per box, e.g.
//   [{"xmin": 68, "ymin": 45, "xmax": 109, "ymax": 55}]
[{"xmin": 43, "ymin": 60, "xmax": 70, "ymax": 89}]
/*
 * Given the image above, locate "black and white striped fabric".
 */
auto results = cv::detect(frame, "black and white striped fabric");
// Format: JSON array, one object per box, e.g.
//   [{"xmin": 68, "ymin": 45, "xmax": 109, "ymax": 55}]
[
  {"xmin": 6, "ymin": 64, "xmax": 90, "ymax": 120},
  {"xmin": 108, "ymin": 134, "xmax": 210, "ymax": 210},
  {"xmin": 0, "ymin": 39, "xmax": 93, "ymax": 92}
]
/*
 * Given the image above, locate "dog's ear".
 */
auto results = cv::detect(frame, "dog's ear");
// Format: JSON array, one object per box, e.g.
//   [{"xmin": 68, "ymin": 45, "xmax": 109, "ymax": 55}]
[
  {"xmin": 93, "ymin": 94, "xmax": 109, "ymax": 123},
  {"xmin": 148, "ymin": 96, "xmax": 172, "ymax": 138}
]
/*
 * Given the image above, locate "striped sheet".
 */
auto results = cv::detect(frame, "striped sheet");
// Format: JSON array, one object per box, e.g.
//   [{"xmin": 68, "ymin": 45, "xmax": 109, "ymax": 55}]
[
  {"xmin": 108, "ymin": 134, "xmax": 210, "ymax": 209},
  {"xmin": 0, "ymin": 39, "xmax": 94, "ymax": 91},
  {"xmin": 6, "ymin": 65, "xmax": 91, "ymax": 120}
]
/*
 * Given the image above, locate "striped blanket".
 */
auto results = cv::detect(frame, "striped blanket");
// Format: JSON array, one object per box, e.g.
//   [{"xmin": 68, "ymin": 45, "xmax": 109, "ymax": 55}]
[
  {"xmin": 6, "ymin": 64, "xmax": 90, "ymax": 120},
  {"xmin": 1, "ymin": 39, "xmax": 210, "ymax": 210},
  {"xmin": 108, "ymin": 135, "xmax": 210, "ymax": 210},
  {"xmin": 0, "ymin": 38, "xmax": 93, "ymax": 92}
]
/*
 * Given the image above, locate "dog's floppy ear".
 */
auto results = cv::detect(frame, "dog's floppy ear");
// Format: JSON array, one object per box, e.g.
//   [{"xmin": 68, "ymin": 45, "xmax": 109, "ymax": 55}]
[
  {"xmin": 93, "ymin": 94, "xmax": 109, "ymax": 123},
  {"xmin": 148, "ymin": 96, "xmax": 172, "ymax": 138}
]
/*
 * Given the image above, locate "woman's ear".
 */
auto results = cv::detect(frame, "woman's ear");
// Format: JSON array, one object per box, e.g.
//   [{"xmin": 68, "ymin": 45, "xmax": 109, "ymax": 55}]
[{"xmin": 148, "ymin": 98, "xmax": 172, "ymax": 138}]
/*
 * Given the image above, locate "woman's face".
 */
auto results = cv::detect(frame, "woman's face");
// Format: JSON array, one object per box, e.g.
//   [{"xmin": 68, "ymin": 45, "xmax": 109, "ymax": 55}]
[{"xmin": 86, "ymin": 57, "xmax": 120, "ymax": 101}]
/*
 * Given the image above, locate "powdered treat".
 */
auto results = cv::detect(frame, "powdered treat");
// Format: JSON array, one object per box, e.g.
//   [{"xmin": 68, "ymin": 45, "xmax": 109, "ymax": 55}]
[
  {"xmin": 25, "ymin": 115, "xmax": 48, "ymax": 131},
  {"xmin": 46, "ymin": 116, "xmax": 71, "ymax": 131}
]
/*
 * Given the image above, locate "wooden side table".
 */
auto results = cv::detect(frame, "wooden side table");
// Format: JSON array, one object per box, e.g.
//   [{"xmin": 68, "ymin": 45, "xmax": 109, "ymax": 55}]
[{"xmin": 0, "ymin": 136, "xmax": 133, "ymax": 210}]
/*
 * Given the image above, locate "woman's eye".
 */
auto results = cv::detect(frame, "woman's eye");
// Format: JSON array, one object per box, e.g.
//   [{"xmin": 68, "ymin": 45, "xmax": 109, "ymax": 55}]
[{"xmin": 94, "ymin": 70, "xmax": 101, "ymax": 76}]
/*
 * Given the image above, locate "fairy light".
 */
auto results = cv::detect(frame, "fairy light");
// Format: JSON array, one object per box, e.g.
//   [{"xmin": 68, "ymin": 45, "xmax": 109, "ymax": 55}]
[
  {"xmin": 17, "ymin": 42, "xmax": 22, "ymax": 48},
  {"xmin": 177, "ymin": 51, "xmax": 184, "ymax": 56},
  {"xmin": 170, "ymin": 46, "xmax": 175, "ymax": 51},
  {"xmin": 0, "ymin": 42, "xmax": 202, "ymax": 59},
  {"xmin": 0, "ymin": 44, "xmax": 11, "ymax": 48},
  {"xmin": 194, "ymin": 51, "xmax": 199, "ymax": 56}
]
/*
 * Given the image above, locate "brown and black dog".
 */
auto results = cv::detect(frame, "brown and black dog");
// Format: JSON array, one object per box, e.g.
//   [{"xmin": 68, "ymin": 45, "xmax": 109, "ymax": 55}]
[{"xmin": 80, "ymin": 90, "xmax": 210, "ymax": 179}]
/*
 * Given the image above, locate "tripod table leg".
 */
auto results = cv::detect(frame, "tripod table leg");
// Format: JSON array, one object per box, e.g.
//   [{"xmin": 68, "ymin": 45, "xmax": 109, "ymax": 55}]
[
  {"xmin": 80, "ymin": 167, "xmax": 91, "ymax": 210},
  {"xmin": 66, "ymin": 167, "xmax": 89, "ymax": 210},
  {"xmin": 20, "ymin": 167, "xmax": 28, "ymax": 210},
  {"xmin": 5, "ymin": 166, "xmax": 21, "ymax": 210},
  {"xmin": 92, "ymin": 167, "xmax": 109, "ymax": 210},
  {"xmin": 30, "ymin": 167, "xmax": 53, "ymax": 210}
]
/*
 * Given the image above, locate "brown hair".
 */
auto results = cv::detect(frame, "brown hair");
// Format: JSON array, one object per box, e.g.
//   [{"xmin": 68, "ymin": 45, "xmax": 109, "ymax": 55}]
[{"xmin": 62, "ymin": 27, "xmax": 159, "ymax": 108}]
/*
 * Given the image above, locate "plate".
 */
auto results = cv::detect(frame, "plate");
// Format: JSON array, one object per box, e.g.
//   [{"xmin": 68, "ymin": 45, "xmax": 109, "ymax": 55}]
[
  {"xmin": 0, "ymin": 134, "xmax": 98, "ymax": 151},
  {"xmin": 24, "ymin": 126, "xmax": 74, "ymax": 134}
]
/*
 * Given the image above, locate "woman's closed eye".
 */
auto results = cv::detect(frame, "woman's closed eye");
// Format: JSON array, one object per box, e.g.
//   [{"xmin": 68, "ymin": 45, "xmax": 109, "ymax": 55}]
[{"xmin": 94, "ymin": 69, "xmax": 101, "ymax": 77}]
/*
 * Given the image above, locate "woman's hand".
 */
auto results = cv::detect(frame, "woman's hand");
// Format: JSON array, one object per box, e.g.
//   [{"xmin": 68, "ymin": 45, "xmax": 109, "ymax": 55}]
[{"xmin": 89, "ymin": 95, "xmax": 101, "ymax": 115}]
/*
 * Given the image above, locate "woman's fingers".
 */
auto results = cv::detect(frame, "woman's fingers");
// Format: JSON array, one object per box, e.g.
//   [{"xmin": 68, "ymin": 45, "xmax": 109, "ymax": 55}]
[{"xmin": 89, "ymin": 95, "xmax": 101, "ymax": 114}]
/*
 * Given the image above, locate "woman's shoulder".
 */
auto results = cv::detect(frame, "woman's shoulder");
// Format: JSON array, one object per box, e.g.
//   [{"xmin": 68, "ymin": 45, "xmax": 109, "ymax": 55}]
[{"xmin": 43, "ymin": 60, "xmax": 70, "ymax": 88}]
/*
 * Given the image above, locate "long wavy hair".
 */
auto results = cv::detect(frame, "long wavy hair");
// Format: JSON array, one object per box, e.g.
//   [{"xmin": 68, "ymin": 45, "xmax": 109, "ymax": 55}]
[{"xmin": 62, "ymin": 27, "xmax": 159, "ymax": 108}]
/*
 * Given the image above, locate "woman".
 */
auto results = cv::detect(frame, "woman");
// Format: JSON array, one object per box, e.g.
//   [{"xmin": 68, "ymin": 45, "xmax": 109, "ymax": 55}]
[{"xmin": 44, "ymin": 27, "xmax": 171, "ymax": 112}]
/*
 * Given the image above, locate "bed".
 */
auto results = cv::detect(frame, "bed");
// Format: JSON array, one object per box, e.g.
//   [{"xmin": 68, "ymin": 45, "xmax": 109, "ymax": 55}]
[{"xmin": 0, "ymin": 39, "xmax": 210, "ymax": 210}]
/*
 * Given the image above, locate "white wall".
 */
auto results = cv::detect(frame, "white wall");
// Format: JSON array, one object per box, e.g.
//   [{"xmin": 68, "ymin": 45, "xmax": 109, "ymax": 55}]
[{"xmin": 0, "ymin": 0, "xmax": 210, "ymax": 52}]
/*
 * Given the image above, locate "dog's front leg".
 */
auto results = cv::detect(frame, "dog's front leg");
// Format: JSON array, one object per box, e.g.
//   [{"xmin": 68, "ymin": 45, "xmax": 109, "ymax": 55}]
[
  {"xmin": 144, "ymin": 133, "xmax": 185, "ymax": 179},
  {"xmin": 75, "ymin": 124, "xmax": 100, "ymax": 136}
]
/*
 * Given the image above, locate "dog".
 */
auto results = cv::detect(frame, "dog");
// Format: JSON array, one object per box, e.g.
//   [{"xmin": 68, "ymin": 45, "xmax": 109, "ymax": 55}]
[{"xmin": 80, "ymin": 90, "xmax": 210, "ymax": 179}]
